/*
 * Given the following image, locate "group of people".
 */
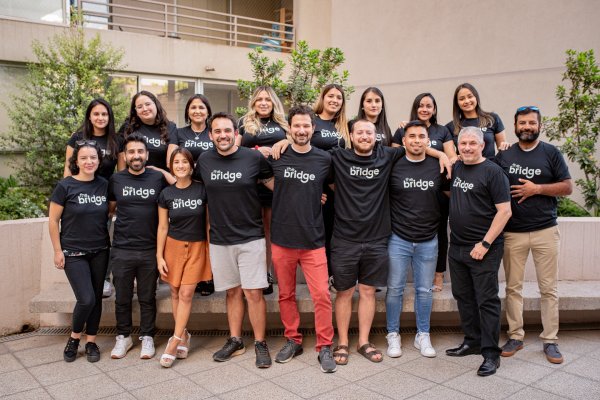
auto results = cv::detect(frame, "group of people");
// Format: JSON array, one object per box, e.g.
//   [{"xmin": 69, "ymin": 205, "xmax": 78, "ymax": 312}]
[{"xmin": 48, "ymin": 81, "xmax": 572, "ymax": 377}]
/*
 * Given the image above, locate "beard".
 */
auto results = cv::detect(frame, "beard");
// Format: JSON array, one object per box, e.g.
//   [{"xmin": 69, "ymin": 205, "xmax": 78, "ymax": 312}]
[
  {"xmin": 127, "ymin": 157, "xmax": 146, "ymax": 171},
  {"xmin": 516, "ymin": 129, "xmax": 540, "ymax": 143}
]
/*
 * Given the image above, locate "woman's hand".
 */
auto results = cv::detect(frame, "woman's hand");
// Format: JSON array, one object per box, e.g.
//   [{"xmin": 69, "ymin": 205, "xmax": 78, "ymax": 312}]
[
  {"xmin": 157, "ymin": 258, "xmax": 168, "ymax": 277},
  {"xmin": 54, "ymin": 250, "xmax": 65, "ymax": 269},
  {"xmin": 271, "ymin": 139, "xmax": 290, "ymax": 160},
  {"xmin": 256, "ymin": 146, "xmax": 272, "ymax": 158},
  {"xmin": 498, "ymin": 141, "xmax": 512, "ymax": 151}
]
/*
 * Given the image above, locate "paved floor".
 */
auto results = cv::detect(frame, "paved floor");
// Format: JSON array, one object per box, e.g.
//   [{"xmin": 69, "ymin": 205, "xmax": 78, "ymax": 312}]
[{"xmin": 0, "ymin": 329, "xmax": 599, "ymax": 399}]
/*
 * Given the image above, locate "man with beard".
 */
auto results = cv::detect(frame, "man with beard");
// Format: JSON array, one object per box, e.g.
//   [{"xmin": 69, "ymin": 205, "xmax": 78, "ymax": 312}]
[
  {"xmin": 194, "ymin": 112, "xmax": 274, "ymax": 368},
  {"xmin": 266, "ymin": 105, "xmax": 336, "ymax": 372},
  {"xmin": 495, "ymin": 106, "xmax": 572, "ymax": 364},
  {"xmin": 445, "ymin": 127, "xmax": 511, "ymax": 377},
  {"xmin": 108, "ymin": 132, "xmax": 169, "ymax": 359}
]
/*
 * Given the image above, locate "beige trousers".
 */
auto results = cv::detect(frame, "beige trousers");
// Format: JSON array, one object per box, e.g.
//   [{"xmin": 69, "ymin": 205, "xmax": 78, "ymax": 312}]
[{"xmin": 503, "ymin": 225, "xmax": 560, "ymax": 343}]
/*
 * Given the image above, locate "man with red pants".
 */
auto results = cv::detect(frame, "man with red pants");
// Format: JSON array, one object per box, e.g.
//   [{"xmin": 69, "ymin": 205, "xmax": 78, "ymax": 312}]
[{"xmin": 266, "ymin": 105, "xmax": 336, "ymax": 373}]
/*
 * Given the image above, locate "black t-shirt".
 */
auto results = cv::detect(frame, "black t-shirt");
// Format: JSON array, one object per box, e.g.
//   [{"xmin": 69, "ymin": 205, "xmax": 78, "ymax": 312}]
[
  {"xmin": 68, "ymin": 132, "xmax": 124, "ymax": 180},
  {"xmin": 495, "ymin": 141, "xmax": 571, "ymax": 233},
  {"xmin": 446, "ymin": 112, "xmax": 505, "ymax": 158},
  {"xmin": 331, "ymin": 146, "xmax": 405, "ymax": 242},
  {"xmin": 449, "ymin": 159, "xmax": 510, "ymax": 246},
  {"xmin": 270, "ymin": 146, "xmax": 331, "ymax": 249},
  {"xmin": 392, "ymin": 124, "xmax": 453, "ymax": 152},
  {"xmin": 108, "ymin": 168, "xmax": 168, "ymax": 250},
  {"xmin": 158, "ymin": 181, "xmax": 207, "ymax": 242},
  {"xmin": 173, "ymin": 125, "xmax": 213, "ymax": 160},
  {"xmin": 50, "ymin": 176, "xmax": 109, "ymax": 252},
  {"xmin": 120, "ymin": 121, "xmax": 177, "ymax": 171},
  {"xmin": 390, "ymin": 156, "xmax": 450, "ymax": 242},
  {"xmin": 239, "ymin": 118, "xmax": 287, "ymax": 148},
  {"xmin": 194, "ymin": 147, "xmax": 273, "ymax": 245},
  {"xmin": 312, "ymin": 116, "xmax": 345, "ymax": 150}
]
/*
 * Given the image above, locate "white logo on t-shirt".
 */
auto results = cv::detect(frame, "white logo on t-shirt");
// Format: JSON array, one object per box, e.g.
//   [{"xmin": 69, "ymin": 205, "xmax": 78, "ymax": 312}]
[
  {"xmin": 77, "ymin": 193, "xmax": 106, "ymax": 205},
  {"xmin": 210, "ymin": 170, "xmax": 242, "ymax": 183},
  {"xmin": 172, "ymin": 198, "xmax": 203, "ymax": 210},
  {"xmin": 350, "ymin": 166, "xmax": 380, "ymax": 179},
  {"xmin": 284, "ymin": 167, "xmax": 315, "ymax": 183},
  {"xmin": 184, "ymin": 140, "xmax": 212, "ymax": 150},
  {"xmin": 509, "ymin": 163, "xmax": 541, "ymax": 179},
  {"xmin": 403, "ymin": 178, "xmax": 434, "ymax": 191},
  {"xmin": 122, "ymin": 186, "xmax": 156, "ymax": 199},
  {"xmin": 144, "ymin": 136, "xmax": 164, "ymax": 147},
  {"xmin": 320, "ymin": 129, "xmax": 341, "ymax": 139},
  {"xmin": 452, "ymin": 177, "xmax": 474, "ymax": 193},
  {"xmin": 258, "ymin": 126, "xmax": 281, "ymax": 135}
]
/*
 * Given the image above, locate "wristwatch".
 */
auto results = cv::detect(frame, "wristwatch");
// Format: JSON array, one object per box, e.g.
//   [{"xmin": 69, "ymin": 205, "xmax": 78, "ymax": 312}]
[{"xmin": 481, "ymin": 240, "xmax": 491, "ymax": 249}]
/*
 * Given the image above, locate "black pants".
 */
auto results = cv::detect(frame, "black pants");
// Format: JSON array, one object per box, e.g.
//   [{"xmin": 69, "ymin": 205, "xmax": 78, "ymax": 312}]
[
  {"xmin": 64, "ymin": 249, "xmax": 109, "ymax": 335},
  {"xmin": 449, "ymin": 243, "xmax": 503, "ymax": 358},
  {"xmin": 436, "ymin": 196, "xmax": 449, "ymax": 273},
  {"xmin": 110, "ymin": 247, "xmax": 158, "ymax": 337}
]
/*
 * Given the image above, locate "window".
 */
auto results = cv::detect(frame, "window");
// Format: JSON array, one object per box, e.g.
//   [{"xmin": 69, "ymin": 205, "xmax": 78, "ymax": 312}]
[{"xmin": 140, "ymin": 78, "xmax": 196, "ymax": 127}]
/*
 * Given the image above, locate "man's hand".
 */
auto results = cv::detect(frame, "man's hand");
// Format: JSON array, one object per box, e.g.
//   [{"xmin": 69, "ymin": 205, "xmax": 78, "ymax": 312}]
[
  {"xmin": 470, "ymin": 242, "xmax": 489, "ymax": 260},
  {"xmin": 511, "ymin": 178, "xmax": 540, "ymax": 203}
]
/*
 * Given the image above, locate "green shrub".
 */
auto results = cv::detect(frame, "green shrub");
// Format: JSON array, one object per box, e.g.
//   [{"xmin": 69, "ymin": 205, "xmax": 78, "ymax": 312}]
[
  {"xmin": 0, "ymin": 176, "xmax": 47, "ymax": 220},
  {"xmin": 557, "ymin": 197, "xmax": 590, "ymax": 217}
]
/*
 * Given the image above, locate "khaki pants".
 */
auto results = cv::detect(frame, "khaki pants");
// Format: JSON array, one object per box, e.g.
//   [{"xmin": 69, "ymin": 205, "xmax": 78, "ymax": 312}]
[{"xmin": 503, "ymin": 226, "xmax": 560, "ymax": 343}]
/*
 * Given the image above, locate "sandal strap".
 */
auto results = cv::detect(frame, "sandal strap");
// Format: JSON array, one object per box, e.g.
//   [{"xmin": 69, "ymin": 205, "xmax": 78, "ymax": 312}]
[{"xmin": 160, "ymin": 353, "xmax": 176, "ymax": 360}]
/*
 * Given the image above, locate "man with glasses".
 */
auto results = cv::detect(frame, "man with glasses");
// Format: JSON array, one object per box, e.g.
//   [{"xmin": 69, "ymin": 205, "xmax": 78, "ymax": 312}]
[{"xmin": 495, "ymin": 106, "xmax": 572, "ymax": 364}]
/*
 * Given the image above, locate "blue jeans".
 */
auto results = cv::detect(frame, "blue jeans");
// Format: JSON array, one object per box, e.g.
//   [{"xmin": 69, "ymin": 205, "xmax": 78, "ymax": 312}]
[{"xmin": 386, "ymin": 233, "xmax": 437, "ymax": 334}]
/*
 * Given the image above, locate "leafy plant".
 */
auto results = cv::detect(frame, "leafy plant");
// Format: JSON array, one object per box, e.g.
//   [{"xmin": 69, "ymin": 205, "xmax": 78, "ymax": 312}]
[
  {"xmin": 545, "ymin": 49, "xmax": 600, "ymax": 216},
  {"xmin": 0, "ymin": 176, "xmax": 47, "ymax": 220},
  {"xmin": 556, "ymin": 197, "xmax": 590, "ymax": 217},
  {"xmin": 1, "ymin": 17, "xmax": 128, "ymax": 198},
  {"xmin": 236, "ymin": 40, "xmax": 354, "ymax": 115}
]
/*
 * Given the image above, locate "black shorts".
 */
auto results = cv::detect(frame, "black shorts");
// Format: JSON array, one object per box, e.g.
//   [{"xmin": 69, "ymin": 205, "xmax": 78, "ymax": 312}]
[{"xmin": 330, "ymin": 235, "xmax": 389, "ymax": 291}]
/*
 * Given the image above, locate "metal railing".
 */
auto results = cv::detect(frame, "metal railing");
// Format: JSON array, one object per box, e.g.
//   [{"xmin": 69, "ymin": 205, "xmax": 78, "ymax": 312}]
[{"xmin": 77, "ymin": 0, "xmax": 294, "ymax": 52}]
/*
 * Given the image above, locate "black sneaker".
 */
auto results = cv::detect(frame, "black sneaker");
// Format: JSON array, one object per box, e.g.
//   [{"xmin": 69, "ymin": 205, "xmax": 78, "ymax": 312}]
[
  {"xmin": 543, "ymin": 343, "xmax": 564, "ymax": 364},
  {"xmin": 318, "ymin": 346, "xmax": 337, "ymax": 373},
  {"xmin": 213, "ymin": 337, "xmax": 245, "ymax": 362},
  {"xmin": 63, "ymin": 337, "xmax": 80, "ymax": 362},
  {"xmin": 500, "ymin": 339, "xmax": 524, "ymax": 357},
  {"xmin": 275, "ymin": 339, "xmax": 303, "ymax": 363},
  {"xmin": 85, "ymin": 342, "xmax": 101, "ymax": 363},
  {"xmin": 263, "ymin": 273, "xmax": 274, "ymax": 295},
  {"xmin": 255, "ymin": 340, "xmax": 272, "ymax": 368}
]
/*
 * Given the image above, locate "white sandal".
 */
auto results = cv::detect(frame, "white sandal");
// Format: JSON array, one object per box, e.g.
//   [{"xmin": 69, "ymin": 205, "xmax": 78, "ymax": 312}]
[
  {"xmin": 176, "ymin": 329, "xmax": 191, "ymax": 359},
  {"xmin": 160, "ymin": 335, "xmax": 181, "ymax": 368}
]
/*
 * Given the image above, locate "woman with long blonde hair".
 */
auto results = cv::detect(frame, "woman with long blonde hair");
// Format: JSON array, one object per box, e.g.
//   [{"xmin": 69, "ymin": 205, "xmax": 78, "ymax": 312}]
[{"xmin": 312, "ymin": 84, "xmax": 350, "ymax": 150}]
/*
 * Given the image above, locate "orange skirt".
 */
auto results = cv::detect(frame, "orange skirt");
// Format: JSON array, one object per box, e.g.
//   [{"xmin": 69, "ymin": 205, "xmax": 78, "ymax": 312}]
[{"xmin": 163, "ymin": 236, "xmax": 212, "ymax": 286}]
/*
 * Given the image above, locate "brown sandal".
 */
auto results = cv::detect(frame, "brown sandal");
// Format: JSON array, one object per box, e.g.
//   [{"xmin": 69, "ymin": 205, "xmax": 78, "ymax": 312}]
[
  {"xmin": 333, "ymin": 345, "xmax": 349, "ymax": 365},
  {"xmin": 357, "ymin": 343, "xmax": 383, "ymax": 363}
]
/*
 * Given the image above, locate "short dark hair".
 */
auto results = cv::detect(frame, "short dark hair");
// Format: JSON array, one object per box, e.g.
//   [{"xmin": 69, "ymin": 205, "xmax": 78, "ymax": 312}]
[
  {"xmin": 124, "ymin": 132, "xmax": 147, "ymax": 151},
  {"xmin": 514, "ymin": 106, "xmax": 542, "ymax": 124},
  {"xmin": 288, "ymin": 105, "xmax": 316, "ymax": 126},
  {"xmin": 68, "ymin": 142, "xmax": 103, "ymax": 175},
  {"xmin": 350, "ymin": 118, "xmax": 376, "ymax": 133},
  {"xmin": 168, "ymin": 147, "xmax": 195, "ymax": 172},
  {"xmin": 404, "ymin": 119, "xmax": 428, "ymax": 133},
  {"xmin": 184, "ymin": 94, "xmax": 212, "ymax": 125},
  {"xmin": 208, "ymin": 112, "xmax": 237, "ymax": 132}
]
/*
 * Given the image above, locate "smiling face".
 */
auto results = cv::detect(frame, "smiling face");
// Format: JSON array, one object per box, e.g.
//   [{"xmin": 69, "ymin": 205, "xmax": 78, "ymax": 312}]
[
  {"xmin": 209, "ymin": 117, "xmax": 238, "ymax": 155},
  {"xmin": 457, "ymin": 131, "xmax": 484, "ymax": 164},
  {"xmin": 289, "ymin": 113, "xmax": 314, "ymax": 147},
  {"xmin": 187, "ymin": 98, "xmax": 209, "ymax": 126},
  {"xmin": 362, "ymin": 91, "xmax": 382, "ymax": 121},
  {"xmin": 76, "ymin": 146, "xmax": 100, "ymax": 176},
  {"xmin": 89, "ymin": 104, "xmax": 109, "ymax": 133},
  {"xmin": 350, "ymin": 120, "xmax": 376, "ymax": 155},
  {"xmin": 125, "ymin": 141, "xmax": 148, "ymax": 172},
  {"xmin": 323, "ymin": 87, "xmax": 343, "ymax": 116},
  {"xmin": 417, "ymin": 96, "xmax": 436, "ymax": 124},
  {"xmin": 135, "ymin": 95, "xmax": 157, "ymax": 124},
  {"xmin": 457, "ymin": 88, "xmax": 477, "ymax": 115},
  {"xmin": 515, "ymin": 112, "xmax": 541, "ymax": 144},
  {"xmin": 171, "ymin": 152, "xmax": 192, "ymax": 179},
  {"xmin": 402, "ymin": 125, "xmax": 428, "ymax": 158},
  {"xmin": 253, "ymin": 90, "xmax": 274, "ymax": 118}
]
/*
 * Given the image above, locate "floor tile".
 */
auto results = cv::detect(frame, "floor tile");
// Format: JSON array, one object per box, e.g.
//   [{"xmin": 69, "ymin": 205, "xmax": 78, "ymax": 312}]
[
  {"xmin": 332, "ymin": 351, "xmax": 396, "ymax": 382},
  {"xmin": 4, "ymin": 335, "xmax": 65, "ymax": 353},
  {"xmin": 28, "ymin": 359, "xmax": 102, "ymax": 386},
  {"xmin": 46, "ymin": 373, "xmax": 125, "ymax": 400},
  {"xmin": 187, "ymin": 362, "xmax": 263, "ymax": 395},
  {"xmin": 0, "ymin": 369, "xmax": 41, "ymax": 397},
  {"xmin": 0, "ymin": 353, "xmax": 24, "ymax": 374},
  {"xmin": 313, "ymin": 383, "xmax": 392, "ymax": 400},
  {"xmin": 0, "ymin": 387, "xmax": 52, "ymax": 400},
  {"xmin": 495, "ymin": 357, "xmax": 554, "ymax": 385},
  {"xmin": 533, "ymin": 370, "xmax": 600, "ymax": 399},
  {"xmin": 396, "ymin": 355, "xmax": 470, "ymax": 384},
  {"xmin": 131, "ymin": 376, "xmax": 212, "ymax": 400},
  {"xmin": 272, "ymin": 364, "xmax": 349, "ymax": 398},
  {"xmin": 170, "ymin": 348, "xmax": 222, "ymax": 376},
  {"xmin": 106, "ymin": 360, "xmax": 180, "ymax": 391},
  {"xmin": 408, "ymin": 385, "xmax": 480, "ymax": 400},
  {"xmin": 12, "ymin": 342, "xmax": 66, "ymax": 367},
  {"xmin": 504, "ymin": 386, "xmax": 570, "ymax": 400},
  {"xmin": 562, "ymin": 355, "xmax": 600, "ymax": 381},
  {"xmin": 238, "ymin": 352, "xmax": 310, "ymax": 379},
  {"xmin": 219, "ymin": 380, "xmax": 303, "ymax": 400},
  {"xmin": 444, "ymin": 369, "xmax": 525, "ymax": 399},
  {"xmin": 356, "ymin": 369, "xmax": 435, "ymax": 399}
]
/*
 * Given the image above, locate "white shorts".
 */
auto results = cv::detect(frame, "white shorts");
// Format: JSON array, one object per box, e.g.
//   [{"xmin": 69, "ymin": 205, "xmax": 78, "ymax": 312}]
[{"xmin": 209, "ymin": 238, "xmax": 268, "ymax": 291}]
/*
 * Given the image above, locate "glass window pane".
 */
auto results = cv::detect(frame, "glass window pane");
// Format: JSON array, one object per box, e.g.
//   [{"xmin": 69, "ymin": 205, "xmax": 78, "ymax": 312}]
[
  {"xmin": 0, "ymin": 0, "xmax": 67, "ymax": 24},
  {"xmin": 140, "ymin": 78, "xmax": 196, "ymax": 127},
  {"xmin": 203, "ymin": 83, "xmax": 246, "ymax": 118}
]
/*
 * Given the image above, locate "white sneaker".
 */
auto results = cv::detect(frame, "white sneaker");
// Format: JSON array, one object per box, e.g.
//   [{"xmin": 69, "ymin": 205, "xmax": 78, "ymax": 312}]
[
  {"xmin": 102, "ymin": 280, "xmax": 112, "ymax": 298},
  {"xmin": 140, "ymin": 336, "xmax": 155, "ymax": 359},
  {"xmin": 111, "ymin": 335, "xmax": 133, "ymax": 359},
  {"xmin": 386, "ymin": 332, "xmax": 402, "ymax": 357},
  {"xmin": 414, "ymin": 332, "xmax": 436, "ymax": 358}
]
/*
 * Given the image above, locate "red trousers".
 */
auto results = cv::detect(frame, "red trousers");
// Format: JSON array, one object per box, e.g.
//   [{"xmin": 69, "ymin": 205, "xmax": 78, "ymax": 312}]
[{"xmin": 271, "ymin": 244, "xmax": 334, "ymax": 351}]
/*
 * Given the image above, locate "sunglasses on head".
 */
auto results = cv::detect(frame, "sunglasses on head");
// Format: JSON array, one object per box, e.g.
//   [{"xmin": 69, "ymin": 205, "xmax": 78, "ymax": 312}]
[
  {"xmin": 516, "ymin": 106, "xmax": 540, "ymax": 113},
  {"xmin": 75, "ymin": 140, "xmax": 97, "ymax": 147}
]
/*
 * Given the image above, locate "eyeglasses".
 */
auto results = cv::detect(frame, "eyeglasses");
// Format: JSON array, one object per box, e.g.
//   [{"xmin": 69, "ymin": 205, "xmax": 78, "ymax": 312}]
[
  {"xmin": 516, "ymin": 106, "xmax": 540, "ymax": 113},
  {"xmin": 75, "ymin": 140, "xmax": 96, "ymax": 147}
]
